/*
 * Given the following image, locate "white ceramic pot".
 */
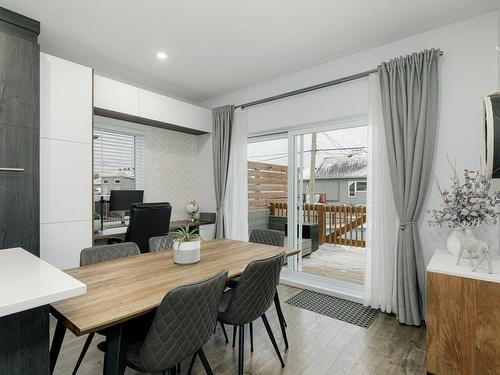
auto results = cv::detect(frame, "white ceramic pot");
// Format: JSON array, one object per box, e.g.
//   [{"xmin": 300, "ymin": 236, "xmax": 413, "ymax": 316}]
[
  {"xmin": 447, "ymin": 229, "xmax": 475, "ymax": 258},
  {"xmin": 173, "ymin": 239, "xmax": 201, "ymax": 265},
  {"xmin": 93, "ymin": 220, "xmax": 100, "ymax": 233}
]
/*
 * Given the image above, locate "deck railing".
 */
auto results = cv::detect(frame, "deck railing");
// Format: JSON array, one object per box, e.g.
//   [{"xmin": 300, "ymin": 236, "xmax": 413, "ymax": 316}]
[{"xmin": 269, "ymin": 202, "xmax": 366, "ymax": 248}]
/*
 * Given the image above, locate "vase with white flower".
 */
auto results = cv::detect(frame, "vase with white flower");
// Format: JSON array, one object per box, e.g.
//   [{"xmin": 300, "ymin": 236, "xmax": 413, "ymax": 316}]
[
  {"xmin": 428, "ymin": 163, "xmax": 499, "ymax": 257},
  {"xmin": 171, "ymin": 225, "xmax": 201, "ymax": 264}
]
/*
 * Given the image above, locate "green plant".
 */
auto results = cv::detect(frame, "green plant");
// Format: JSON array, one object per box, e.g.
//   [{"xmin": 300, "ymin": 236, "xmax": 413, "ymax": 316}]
[
  {"xmin": 171, "ymin": 225, "xmax": 199, "ymax": 243},
  {"xmin": 93, "ymin": 212, "xmax": 100, "ymax": 220}
]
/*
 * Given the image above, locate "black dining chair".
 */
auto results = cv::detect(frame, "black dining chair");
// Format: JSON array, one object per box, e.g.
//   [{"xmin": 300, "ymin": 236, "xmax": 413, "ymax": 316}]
[
  {"xmin": 217, "ymin": 252, "xmax": 287, "ymax": 375},
  {"xmin": 228, "ymin": 229, "xmax": 289, "ymax": 350},
  {"xmin": 109, "ymin": 202, "xmax": 172, "ymax": 253},
  {"xmin": 73, "ymin": 242, "xmax": 140, "ymax": 375},
  {"xmin": 124, "ymin": 270, "xmax": 228, "ymax": 375}
]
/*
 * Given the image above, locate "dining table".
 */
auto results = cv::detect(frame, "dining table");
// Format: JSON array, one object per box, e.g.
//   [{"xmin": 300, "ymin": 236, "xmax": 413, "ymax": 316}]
[{"xmin": 49, "ymin": 239, "xmax": 300, "ymax": 375}]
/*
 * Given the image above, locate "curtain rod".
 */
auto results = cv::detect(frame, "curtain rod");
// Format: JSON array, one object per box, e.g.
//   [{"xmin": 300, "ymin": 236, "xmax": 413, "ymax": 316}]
[{"xmin": 235, "ymin": 50, "xmax": 443, "ymax": 110}]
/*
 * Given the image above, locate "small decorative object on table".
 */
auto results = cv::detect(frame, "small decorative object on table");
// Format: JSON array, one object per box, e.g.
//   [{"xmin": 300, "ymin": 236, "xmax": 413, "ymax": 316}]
[
  {"xmin": 185, "ymin": 200, "xmax": 199, "ymax": 223},
  {"xmin": 428, "ymin": 163, "xmax": 500, "ymax": 273},
  {"xmin": 93, "ymin": 212, "xmax": 100, "ymax": 233},
  {"xmin": 171, "ymin": 225, "xmax": 201, "ymax": 265}
]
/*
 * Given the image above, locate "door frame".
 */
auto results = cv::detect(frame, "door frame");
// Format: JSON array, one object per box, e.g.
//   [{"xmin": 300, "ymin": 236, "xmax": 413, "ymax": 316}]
[{"xmin": 283, "ymin": 116, "xmax": 368, "ymax": 302}]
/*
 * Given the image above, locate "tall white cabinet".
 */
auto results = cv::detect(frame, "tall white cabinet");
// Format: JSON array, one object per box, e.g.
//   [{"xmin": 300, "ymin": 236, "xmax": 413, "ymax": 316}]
[{"xmin": 40, "ymin": 54, "xmax": 93, "ymax": 270}]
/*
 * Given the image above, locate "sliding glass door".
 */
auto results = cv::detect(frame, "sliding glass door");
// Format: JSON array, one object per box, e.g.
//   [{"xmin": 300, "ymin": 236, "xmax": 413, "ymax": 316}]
[{"xmin": 283, "ymin": 118, "xmax": 368, "ymax": 299}]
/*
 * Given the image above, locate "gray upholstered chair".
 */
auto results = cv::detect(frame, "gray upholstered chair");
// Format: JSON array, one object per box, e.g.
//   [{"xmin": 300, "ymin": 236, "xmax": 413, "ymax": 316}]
[
  {"xmin": 149, "ymin": 233, "xmax": 176, "ymax": 252},
  {"xmin": 73, "ymin": 242, "xmax": 140, "ymax": 374},
  {"xmin": 228, "ymin": 229, "xmax": 289, "ymax": 351},
  {"xmin": 124, "ymin": 270, "xmax": 228, "ymax": 375},
  {"xmin": 79, "ymin": 242, "xmax": 140, "ymax": 266},
  {"xmin": 249, "ymin": 228, "xmax": 285, "ymax": 246},
  {"xmin": 218, "ymin": 252, "xmax": 286, "ymax": 375}
]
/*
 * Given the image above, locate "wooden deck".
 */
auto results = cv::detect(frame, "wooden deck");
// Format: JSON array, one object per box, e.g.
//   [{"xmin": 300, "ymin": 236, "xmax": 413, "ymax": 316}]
[{"xmin": 301, "ymin": 244, "xmax": 365, "ymax": 285}]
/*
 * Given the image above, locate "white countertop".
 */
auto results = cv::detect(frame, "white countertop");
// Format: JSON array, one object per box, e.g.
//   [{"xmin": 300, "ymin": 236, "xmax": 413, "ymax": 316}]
[
  {"xmin": 0, "ymin": 248, "xmax": 86, "ymax": 317},
  {"xmin": 427, "ymin": 249, "xmax": 500, "ymax": 284}
]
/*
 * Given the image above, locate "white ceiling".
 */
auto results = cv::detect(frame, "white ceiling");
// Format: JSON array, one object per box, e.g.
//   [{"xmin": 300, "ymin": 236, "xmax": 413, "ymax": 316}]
[{"xmin": 1, "ymin": 0, "xmax": 497, "ymax": 103}]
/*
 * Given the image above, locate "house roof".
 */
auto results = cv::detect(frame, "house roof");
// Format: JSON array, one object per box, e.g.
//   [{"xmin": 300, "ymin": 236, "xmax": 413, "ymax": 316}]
[
  {"xmin": 304, "ymin": 153, "xmax": 367, "ymax": 180},
  {"xmin": 94, "ymin": 173, "xmax": 135, "ymax": 184}
]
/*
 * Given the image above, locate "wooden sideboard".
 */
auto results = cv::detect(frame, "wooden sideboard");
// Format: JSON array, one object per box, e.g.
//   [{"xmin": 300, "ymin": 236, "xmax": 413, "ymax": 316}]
[{"xmin": 426, "ymin": 250, "xmax": 500, "ymax": 375}]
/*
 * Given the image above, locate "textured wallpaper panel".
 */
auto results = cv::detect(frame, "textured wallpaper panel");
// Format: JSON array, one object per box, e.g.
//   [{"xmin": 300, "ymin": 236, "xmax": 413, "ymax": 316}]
[{"xmin": 145, "ymin": 127, "xmax": 199, "ymax": 221}]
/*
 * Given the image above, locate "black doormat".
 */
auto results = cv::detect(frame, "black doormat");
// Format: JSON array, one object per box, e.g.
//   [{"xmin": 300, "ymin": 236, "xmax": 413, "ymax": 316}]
[{"xmin": 285, "ymin": 290, "xmax": 379, "ymax": 328}]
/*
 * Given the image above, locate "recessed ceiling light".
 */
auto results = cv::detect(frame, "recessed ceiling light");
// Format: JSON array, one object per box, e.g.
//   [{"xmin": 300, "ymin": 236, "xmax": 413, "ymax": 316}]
[{"xmin": 156, "ymin": 52, "xmax": 168, "ymax": 60}]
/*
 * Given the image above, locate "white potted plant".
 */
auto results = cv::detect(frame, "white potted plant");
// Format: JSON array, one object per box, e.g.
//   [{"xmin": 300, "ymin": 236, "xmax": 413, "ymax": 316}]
[
  {"xmin": 428, "ymin": 164, "xmax": 500, "ymax": 257},
  {"xmin": 171, "ymin": 225, "xmax": 201, "ymax": 264}
]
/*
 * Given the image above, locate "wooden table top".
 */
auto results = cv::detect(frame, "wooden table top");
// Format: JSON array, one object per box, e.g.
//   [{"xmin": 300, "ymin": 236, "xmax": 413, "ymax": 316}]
[
  {"xmin": 92, "ymin": 219, "xmax": 214, "ymax": 241},
  {"xmin": 51, "ymin": 239, "xmax": 299, "ymax": 336}
]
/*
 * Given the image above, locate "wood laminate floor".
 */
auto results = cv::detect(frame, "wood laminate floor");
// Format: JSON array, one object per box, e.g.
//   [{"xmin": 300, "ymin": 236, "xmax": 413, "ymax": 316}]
[{"xmin": 50, "ymin": 285, "xmax": 426, "ymax": 375}]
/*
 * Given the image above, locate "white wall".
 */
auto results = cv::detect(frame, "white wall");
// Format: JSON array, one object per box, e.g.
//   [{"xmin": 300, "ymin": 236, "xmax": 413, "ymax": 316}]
[
  {"xmin": 40, "ymin": 53, "xmax": 93, "ymax": 269},
  {"xmin": 94, "ymin": 116, "xmax": 200, "ymax": 220},
  {"xmin": 201, "ymin": 12, "xmax": 499, "ymax": 262}
]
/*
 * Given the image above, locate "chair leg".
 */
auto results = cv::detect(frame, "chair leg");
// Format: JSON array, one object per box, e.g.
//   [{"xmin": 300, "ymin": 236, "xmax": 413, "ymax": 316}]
[
  {"xmin": 232, "ymin": 325, "xmax": 237, "ymax": 347},
  {"xmin": 177, "ymin": 363, "xmax": 181, "ymax": 373},
  {"xmin": 274, "ymin": 291, "xmax": 287, "ymax": 327},
  {"xmin": 261, "ymin": 313, "xmax": 285, "ymax": 368},
  {"xmin": 72, "ymin": 332, "xmax": 95, "ymax": 375},
  {"xmin": 238, "ymin": 325, "xmax": 245, "ymax": 375},
  {"xmin": 187, "ymin": 352, "xmax": 197, "ymax": 374},
  {"xmin": 197, "ymin": 348, "xmax": 214, "ymax": 375},
  {"xmin": 274, "ymin": 293, "xmax": 289, "ymax": 350},
  {"xmin": 220, "ymin": 321, "xmax": 229, "ymax": 343},
  {"xmin": 249, "ymin": 321, "xmax": 254, "ymax": 352}
]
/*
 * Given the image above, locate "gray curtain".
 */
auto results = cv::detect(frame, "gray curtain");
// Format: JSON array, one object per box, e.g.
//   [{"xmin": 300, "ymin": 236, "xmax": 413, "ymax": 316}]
[
  {"xmin": 212, "ymin": 105, "xmax": 234, "ymax": 239},
  {"xmin": 378, "ymin": 49, "xmax": 440, "ymax": 326}
]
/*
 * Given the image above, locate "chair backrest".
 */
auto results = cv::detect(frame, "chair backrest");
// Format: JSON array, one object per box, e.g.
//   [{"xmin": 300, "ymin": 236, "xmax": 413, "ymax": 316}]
[
  {"xmin": 221, "ymin": 252, "xmax": 286, "ymax": 325},
  {"xmin": 80, "ymin": 242, "xmax": 140, "ymax": 266},
  {"xmin": 149, "ymin": 233, "xmax": 176, "ymax": 252},
  {"xmin": 136, "ymin": 270, "xmax": 228, "ymax": 372},
  {"xmin": 126, "ymin": 203, "xmax": 172, "ymax": 253},
  {"xmin": 249, "ymin": 229, "xmax": 285, "ymax": 247}
]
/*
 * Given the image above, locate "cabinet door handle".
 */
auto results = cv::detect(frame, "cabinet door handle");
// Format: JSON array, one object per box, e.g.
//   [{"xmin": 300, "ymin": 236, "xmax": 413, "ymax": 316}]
[{"xmin": 0, "ymin": 167, "xmax": 24, "ymax": 172}]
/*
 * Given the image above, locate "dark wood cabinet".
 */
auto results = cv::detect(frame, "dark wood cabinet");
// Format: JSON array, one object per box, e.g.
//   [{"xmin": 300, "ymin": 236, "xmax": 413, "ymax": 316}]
[
  {"xmin": 0, "ymin": 7, "xmax": 45, "ymax": 375},
  {"xmin": 0, "ymin": 30, "xmax": 39, "ymax": 128},
  {"xmin": 0, "ymin": 7, "xmax": 40, "ymax": 256},
  {"xmin": 0, "ymin": 306, "xmax": 49, "ymax": 375}
]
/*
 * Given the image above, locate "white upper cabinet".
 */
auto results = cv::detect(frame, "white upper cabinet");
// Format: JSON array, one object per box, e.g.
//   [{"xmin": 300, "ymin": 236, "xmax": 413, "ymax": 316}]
[
  {"xmin": 176, "ymin": 100, "xmax": 212, "ymax": 133},
  {"xmin": 138, "ymin": 89, "xmax": 178, "ymax": 125},
  {"xmin": 94, "ymin": 74, "xmax": 211, "ymax": 133},
  {"xmin": 94, "ymin": 75, "xmax": 139, "ymax": 116},
  {"xmin": 40, "ymin": 54, "xmax": 93, "ymax": 143}
]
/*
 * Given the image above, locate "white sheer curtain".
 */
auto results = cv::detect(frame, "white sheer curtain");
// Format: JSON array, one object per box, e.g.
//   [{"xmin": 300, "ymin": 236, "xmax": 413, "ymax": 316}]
[
  {"xmin": 364, "ymin": 73, "xmax": 398, "ymax": 312},
  {"xmin": 224, "ymin": 109, "xmax": 249, "ymax": 241}
]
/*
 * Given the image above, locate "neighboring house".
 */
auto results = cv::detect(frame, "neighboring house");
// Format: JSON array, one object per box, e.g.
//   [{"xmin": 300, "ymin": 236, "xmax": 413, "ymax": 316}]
[
  {"xmin": 94, "ymin": 173, "xmax": 136, "ymax": 196},
  {"xmin": 303, "ymin": 153, "xmax": 367, "ymax": 205}
]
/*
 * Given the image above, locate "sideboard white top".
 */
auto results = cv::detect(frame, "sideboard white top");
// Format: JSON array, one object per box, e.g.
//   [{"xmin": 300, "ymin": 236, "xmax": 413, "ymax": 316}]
[
  {"xmin": 0, "ymin": 248, "xmax": 86, "ymax": 317},
  {"xmin": 427, "ymin": 249, "xmax": 500, "ymax": 284}
]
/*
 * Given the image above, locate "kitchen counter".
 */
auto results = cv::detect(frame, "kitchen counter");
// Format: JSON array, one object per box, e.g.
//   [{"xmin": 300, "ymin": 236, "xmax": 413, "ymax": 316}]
[{"xmin": 0, "ymin": 248, "xmax": 86, "ymax": 317}]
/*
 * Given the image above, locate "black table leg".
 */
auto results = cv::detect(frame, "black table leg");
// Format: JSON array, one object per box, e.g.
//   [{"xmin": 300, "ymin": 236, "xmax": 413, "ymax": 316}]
[
  {"xmin": 103, "ymin": 324, "xmax": 127, "ymax": 375},
  {"xmin": 50, "ymin": 321, "xmax": 67, "ymax": 375}
]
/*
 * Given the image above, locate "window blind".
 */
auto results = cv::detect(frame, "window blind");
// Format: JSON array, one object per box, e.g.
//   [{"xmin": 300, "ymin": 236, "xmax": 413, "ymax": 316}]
[{"xmin": 93, "ymin": 128, "xmax": 145, "ymax": 197}]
